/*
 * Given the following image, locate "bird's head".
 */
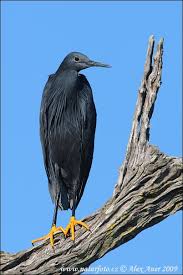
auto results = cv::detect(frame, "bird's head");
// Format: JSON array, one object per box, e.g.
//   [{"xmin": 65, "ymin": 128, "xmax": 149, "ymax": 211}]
[{"xmin": 60, "ymin": 52, "xmax": 111, "ymax": 72}]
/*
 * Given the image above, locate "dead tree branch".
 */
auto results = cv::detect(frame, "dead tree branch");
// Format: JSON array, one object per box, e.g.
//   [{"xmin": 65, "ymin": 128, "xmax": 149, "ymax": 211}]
[{"xmin": 1, "ymin": 36, "xmax": 182, "ymax": 275}]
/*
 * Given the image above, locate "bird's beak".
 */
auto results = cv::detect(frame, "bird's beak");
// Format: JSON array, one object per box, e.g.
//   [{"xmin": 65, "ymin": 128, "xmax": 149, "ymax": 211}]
[{"xmin": 87, "ymin": 60, "xmax": 111, "ymax": 68}]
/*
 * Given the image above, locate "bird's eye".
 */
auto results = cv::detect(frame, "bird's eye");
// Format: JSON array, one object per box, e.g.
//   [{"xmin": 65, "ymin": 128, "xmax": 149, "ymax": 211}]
[{"xmin": 74, "ymin": 57, "xmax": 80, "ymax": 62}]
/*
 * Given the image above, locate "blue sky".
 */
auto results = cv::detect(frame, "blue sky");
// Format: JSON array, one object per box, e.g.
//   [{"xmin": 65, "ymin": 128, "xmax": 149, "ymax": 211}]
[{"xmin": 1, "ymin": 1, "xmax": 182, "ymax": 274}]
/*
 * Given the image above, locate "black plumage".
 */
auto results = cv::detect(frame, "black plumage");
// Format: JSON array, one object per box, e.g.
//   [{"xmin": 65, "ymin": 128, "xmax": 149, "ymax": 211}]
[
  {"xmin": 32, "ymin": 52, "xmax": 110, "ymax": 246},
  {"xmin": 40, "ymin": 68, "xmax": 96, "ymax": 212}
]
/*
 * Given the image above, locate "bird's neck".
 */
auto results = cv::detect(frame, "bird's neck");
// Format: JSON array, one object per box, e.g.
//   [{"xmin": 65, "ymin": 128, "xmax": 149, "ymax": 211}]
[
  {"xmin": 56, "ymin": 63, "xmax": 78, "ymax": 74},
  {"xmin": 54, "ymin": 69, "xmax": 79, "ymax": 101}
]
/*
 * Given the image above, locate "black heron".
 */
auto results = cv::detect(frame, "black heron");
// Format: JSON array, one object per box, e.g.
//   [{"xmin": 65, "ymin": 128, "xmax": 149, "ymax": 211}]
[{"xmin": 32, "ymin": 52, "xmax": 110, "ymax": 247}]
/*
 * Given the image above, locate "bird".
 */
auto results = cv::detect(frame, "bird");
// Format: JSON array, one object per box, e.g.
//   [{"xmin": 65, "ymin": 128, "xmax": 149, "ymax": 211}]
[{"xmin": 32, "ymin": 52, "xmax": 110, "ymax": 247}]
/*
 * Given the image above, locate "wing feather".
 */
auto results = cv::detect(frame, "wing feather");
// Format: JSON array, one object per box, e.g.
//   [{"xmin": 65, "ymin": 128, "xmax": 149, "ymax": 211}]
[
  {"xmin": 40, "ymin": 72, "xmax": 96, "ymax": 210},
  {"xmin": 74, "ymin": 74, "xmax": 96, "ymax": 208}
]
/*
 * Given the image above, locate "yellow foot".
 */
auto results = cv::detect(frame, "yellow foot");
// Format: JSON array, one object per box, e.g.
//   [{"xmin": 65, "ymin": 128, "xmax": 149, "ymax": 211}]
[
  {"xmin": 32, "ymin": 224, "xmax": 65, "ymax": 248},
  {"xmin": 65, "ymin": 216, "xmax": 89, "ymax": 241}
]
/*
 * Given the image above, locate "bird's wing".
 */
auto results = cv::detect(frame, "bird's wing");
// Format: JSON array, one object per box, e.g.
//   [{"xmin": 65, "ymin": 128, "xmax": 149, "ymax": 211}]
[
  {"xmin": 40, "ymin": 73, "xmax": 96, "ymax": 210},
  {"xmin": 47, "ymin": 74, "xmax": 96, "ymax": 209},
  {"xmin": 39, "ymin": 74, "xmax": 55, "ymax": 182},
  {"xmin": 75, "ymin": 74, "xmax": 97, "ymax": 208},
  {"xmin": 40, "ymin": 74, "xmax": 71, "ymax": 209}
]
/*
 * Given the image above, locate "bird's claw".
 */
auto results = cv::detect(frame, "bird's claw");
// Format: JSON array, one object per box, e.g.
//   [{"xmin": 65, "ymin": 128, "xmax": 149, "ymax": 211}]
[
  {"xmin": 65, "ymin": 216, "xmax": 89, "ymax": 241},
  {"xmin": 32, "ymin": 224, "xmax": 65, "ymax": 248}
]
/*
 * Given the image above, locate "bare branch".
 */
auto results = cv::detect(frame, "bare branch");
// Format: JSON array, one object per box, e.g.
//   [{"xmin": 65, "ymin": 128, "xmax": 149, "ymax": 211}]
[{"xmin": 115, "ymin": 36, "xmax": 163, "ymax": 194}]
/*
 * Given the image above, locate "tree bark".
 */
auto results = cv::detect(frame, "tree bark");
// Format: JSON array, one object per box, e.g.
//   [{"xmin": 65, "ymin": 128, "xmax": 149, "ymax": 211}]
[{"xmin": 1, "ymin": 36, "xmax": 182, "ymax": 275}]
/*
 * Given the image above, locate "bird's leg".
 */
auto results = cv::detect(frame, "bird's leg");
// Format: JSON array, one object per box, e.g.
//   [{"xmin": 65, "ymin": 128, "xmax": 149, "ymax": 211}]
[
  {"xmin": 65, "ymin": 205, "xmax": 89, "ymax": 241},
  {"xmin": 32, "ymin": 191, "xmax": 65, "ymax": 248}
]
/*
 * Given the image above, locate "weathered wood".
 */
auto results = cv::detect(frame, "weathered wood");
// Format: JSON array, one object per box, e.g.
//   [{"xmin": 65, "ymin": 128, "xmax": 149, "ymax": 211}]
[
  {"xmin": 114, "ymin": 35, "xmax": 163, "ymax": 194},
  {"xmin": 1, "ymin": 36, "xmax": 182, "ymax": 275}
]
